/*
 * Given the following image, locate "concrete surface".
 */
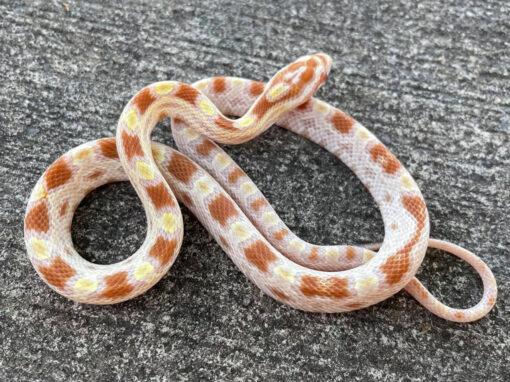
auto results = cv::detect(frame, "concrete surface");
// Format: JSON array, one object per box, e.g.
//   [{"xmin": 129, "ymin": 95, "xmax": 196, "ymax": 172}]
[{"xmin": 0, "ymin": 0, "xmax": 509, "ymax": 380}]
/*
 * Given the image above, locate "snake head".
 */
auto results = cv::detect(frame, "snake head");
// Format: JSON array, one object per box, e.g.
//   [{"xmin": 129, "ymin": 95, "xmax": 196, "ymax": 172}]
[
  {"xmin": 237, "ymin": 54, "xmax": 333, "ymax": 143},
  {"xmin": 261, "ymin": 53, "xmax": 332, "ymax": 108}
]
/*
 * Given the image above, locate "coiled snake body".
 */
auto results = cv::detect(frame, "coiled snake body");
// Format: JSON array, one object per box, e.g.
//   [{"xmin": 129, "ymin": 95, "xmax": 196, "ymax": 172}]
[{"xmin": 24, "ymin": 54, "xmax": 497, "ymax": 322}]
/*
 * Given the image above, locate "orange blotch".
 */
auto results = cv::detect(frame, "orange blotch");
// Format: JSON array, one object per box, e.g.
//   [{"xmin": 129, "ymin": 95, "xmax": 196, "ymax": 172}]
[
  {"xmin": 273, "ymin": 228, "xmax": 289, "ymax": 241},
  {"xmin": 346, "ymin": 246, "xmax": 356, "ymax": 260},
  {"xmin": 308, "ymin": 247, "xmax": 319, "ymax": 260},
  {"xmin": 297, "ymin": 100, "xmax": 311, "ymax": 110},
  {"xmin": 306, "ymin": 57, "xmax": 318, "ymax": 69},
  {"xmin": 284, "ymin": 61, "xmax": 304, "ymax": 74},
  {"xmin": 380, "ymin": 195, "xmax": 426, "ymax": 285},
  {"xmin": 250, "ymin": 81, "xmax": 265, "ymax": 96},
  {"xmin": 59, "ymin": 201, "xmax": 68, "ymax": 217},
  {"xmin": 244, "ymin": 241, "xmax": 278, "ymax": 272},
  {"xmin": 369, "ymin": 143, "xmax": 401, "ymax": 174},
  {"xmin": 100, "ymin": 271, "xmax": 134, "ymax": 298},
  {"xmin": 251, "ymin": 97, "xmax": 274, "ymax": 119},
  {"xmin": 38, "ymin": 257, "xmax": 76, "ymax": 289},
  {"xmin": 213, "ymin": 77, "xmax": 227, "ymax": 93},
  {"xmin": 215, "ymin": 116, "xmax": 236, "ymax": 131},
  {"xmin": 98, "ymin": 138, "xmax": 118, "ymax": 159},
  {"xmin": 149, "ymin": 237, "xmax": 178, "ymax": 266},
  {"xmin": 121, "ymin": 130, "xmax": 144, "ymax": 160},
  {"xmin": 331, "ymin": 110, "xmax": 355, "ymax": 134},
  {"xmin": 25, "ymin": 201, "xmax": 50, "ymax": 233},
  {"xmin": 271, "ymin": 288, "xmax": 289, "ymax": 301},
  {"xmin": 131, "ymin": 87, "xmax": 156, "ymax": 115},
  {"xmin": 196, "ymin": 140, "xmax": 216, "ymax": 157},
  {"xmin": 145, "ymin": 182, "xmax": 176, "ymax": 210},
  {"xmin": 158, "ymin": 111, "xmax": 168, "ymax": 121},
  {"xmin": 88, "ymin": 170, "xmax": 103, "ymax": 179},
  {"xmin": 174, "ymin": 84, "xmax": 200, "ymax": 104},
  {"xmin": 250, "ymin": 197, "xmax": 267, "ymax": 212},
  {"xmin": 299, "ymin": 275, "xmax": 350, "ymax": 298},
  {"xmin": 380, "ymin": 249, "xmax": 411, "ymax": 285},
  {"xmin": 402, "ymin": 195, "xmax": 427, "ymax": 229},
  {"xmin": 409, "ymin": 279, "xmax": 429, "ymax": 299},
  {"xmin": 167, "ymin": 152, "xmax": 198, "ymax": 184},
  {"xmin": 208, "ymin": 194, "xmax": 238, "ymax": 226},
  {"xmin": 454, "ymin": 312, "xmax": 465, "ymax": 320},
  {"xmin": 45, "ymin": 157, "xmax": 72, "ymax": 191},
  {"xmin": 228, "ymin": 167, "xmax": 246, "ymax": 184},
  {"xmin": 300, "ymin": 67, "xmax": 314, "ymax": 83}
]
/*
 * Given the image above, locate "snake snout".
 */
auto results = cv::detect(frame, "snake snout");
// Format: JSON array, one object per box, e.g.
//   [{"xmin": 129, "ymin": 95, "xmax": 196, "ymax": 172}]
[
  {"xmin": 314, "ymin": 53, "xmax": 332, "ymax": 76},
  {"xmin": 310, "ymin": 53, "xmax": 332, "ymax": 90}
]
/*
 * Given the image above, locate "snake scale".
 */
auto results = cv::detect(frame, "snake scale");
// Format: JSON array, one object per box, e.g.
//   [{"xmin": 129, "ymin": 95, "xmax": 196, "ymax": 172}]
[{"xmin": 24, "ymin": 54, "xmax": 497, "ymax": 322}]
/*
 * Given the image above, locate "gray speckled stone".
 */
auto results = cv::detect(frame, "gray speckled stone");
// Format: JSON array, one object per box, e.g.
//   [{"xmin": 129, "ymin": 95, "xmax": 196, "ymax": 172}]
[{"xmin": 1, "ymin": 0, "xmax": 509, "ymax": 380}]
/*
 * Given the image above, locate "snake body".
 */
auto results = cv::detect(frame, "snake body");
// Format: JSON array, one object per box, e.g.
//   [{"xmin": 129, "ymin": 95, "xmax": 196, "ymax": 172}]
[{"xmin": 24, "ymin": 54, "xmax": 497, "ymax": 322}]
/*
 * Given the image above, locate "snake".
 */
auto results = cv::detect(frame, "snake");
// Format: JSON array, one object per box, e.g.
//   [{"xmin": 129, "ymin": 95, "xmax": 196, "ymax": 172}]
[{"xmin": 24, "ymin": 54, "xmax": 497, "ymax": 322}]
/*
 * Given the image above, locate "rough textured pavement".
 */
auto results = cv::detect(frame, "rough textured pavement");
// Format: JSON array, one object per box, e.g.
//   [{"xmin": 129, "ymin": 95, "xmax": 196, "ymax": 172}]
[{"xmin": 1, "ymin": 1, "xmax": 509, "ymax": 380}]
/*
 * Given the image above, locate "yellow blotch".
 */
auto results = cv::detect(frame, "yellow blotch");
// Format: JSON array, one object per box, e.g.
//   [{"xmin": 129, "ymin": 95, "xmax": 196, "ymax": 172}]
[
  {"xmin": 230, "ymin": 222, "xmax": 250, "ymax": 240},
  {"xmin": 237, "ymin": 115, "xmax": 254, "ymax": 127},
  {"xmin": 356, "ymin": 127, "xmax": 373, "ymax": 141},
  {"xmin": 274, "ymin": 266, "xmax": 295, "ymax": 282},
  {"xmin": 72, "ymin": 147, "xmax": 94, "ymax": 163},
  {"xmin": 194, "ymin": 81, "xmax": 208, "ymax": 90},
  {"xmin": 263, "ymin": 212, "xmax": 277, "ymax": 226},
  {"xmin": 134, "ymin": 261, "xmax": 155, "ymax": 281},
  {"xmin": 184, "ymin": 128, "xmax": 199, "ymax": 141},
  {"xmin": 363, "ymin": 250, "xmax": 375, "ymax": 262},
  {"xmin": 231, "ymin": 78, "xmax": 245, "ymax": 87},
  {"xmin": 241, "ymin": 181, "xmax": 256, "ymax": 196},
  {"xmin": 31, "ymin": 237, "xmax": 50, "ymax": 260},
  {"xmin": 136, "ymin": 161, "xmax": 154, "ymax": 180},
  {"xmin": 355, "ymin": 275, "xmax": 379, "ymax": 295},
  {"xmin": 313, "ymin": 101, "xmax": 330, "ymax": 114},
  {"xmin": 400, "ymin": 174, "xmax": 414, "ymax": 190},
  {"xmin": 126, "ymin": 109, "xmax": 138, "ymax": 131},
  {"xmin": 194, "ymin": 177, "xmax": 213, "ymax": 195},
  {"xmin": 214, "ymin": 153, "xmax": 231, "ymax": 169},
  {"xmin": 33, "ymin": 185, "xmax": 47, "ymax": 201},
  {"xmin": 152, "ymin": 147, "xmax": 165, "ymax": 164},
  {"xmin": 326, "ymin": 248, "xmax": 340, "ymax": 259},
  {"xmin": 154, "ymin": 82, "xmax": 174, "ymax": 94},
  {"xmin": 161, "ymin": 212, "xmax": 177, "ymax": 233},
  {"xmin": 433, "ymin": 300, "xmax": 448, "ymax": 313},
  {"xmin": 268, "ymin": 83, "xmax": 289, "ymax": 100},
  {"xmin": 290, "ymin": 240, "xmax": 304, "ymax": 253},
  {"xmin": 199, "ymin": 99, "xmax": 215, "ymax": 116},
  {"xmin": 73, "ymin": 278, "xmax": 98, "ymax": 294}
]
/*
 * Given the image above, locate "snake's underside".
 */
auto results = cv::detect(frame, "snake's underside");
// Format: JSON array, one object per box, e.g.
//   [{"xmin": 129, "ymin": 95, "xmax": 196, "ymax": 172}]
[{"xmin": 24, "ymin": 54, "xmax": 497, "ymax": 322}]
